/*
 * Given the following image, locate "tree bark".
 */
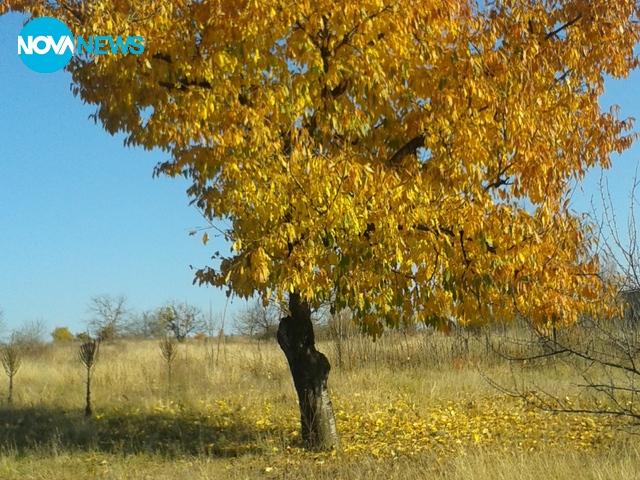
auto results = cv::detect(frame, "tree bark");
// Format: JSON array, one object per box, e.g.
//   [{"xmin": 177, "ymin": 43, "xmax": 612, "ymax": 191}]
[{"xmin": 277, "ymin": 293, "xmax": 340, "ymax": 451}]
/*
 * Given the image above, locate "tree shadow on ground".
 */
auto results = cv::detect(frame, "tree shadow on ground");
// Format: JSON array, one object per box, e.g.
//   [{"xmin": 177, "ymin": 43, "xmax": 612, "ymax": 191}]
[{"xmin": 0, "ymin": 405, "xmax": 283, "ymax": 458}]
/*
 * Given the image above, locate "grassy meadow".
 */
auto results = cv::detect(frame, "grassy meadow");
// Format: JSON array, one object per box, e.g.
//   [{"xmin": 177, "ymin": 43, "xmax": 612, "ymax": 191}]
[{"xmin": 0, "ymin": 323, "xmax": 639, "ymax": 479}]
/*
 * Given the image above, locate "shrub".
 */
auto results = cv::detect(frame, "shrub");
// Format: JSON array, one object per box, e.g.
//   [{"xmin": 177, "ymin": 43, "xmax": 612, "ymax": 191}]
[
  {"xmin": 51, "ymin": 327, "xmax": 74, "ymax": 343},
  {"xmin": 75, "ymin": 332, "xmax": 91, "ymax": 343}
]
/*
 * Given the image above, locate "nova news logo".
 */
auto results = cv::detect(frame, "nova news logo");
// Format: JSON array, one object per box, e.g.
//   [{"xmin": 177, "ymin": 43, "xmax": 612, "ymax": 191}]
[{"xmin": 18, "ymin": 17, "xmax": 145, "ymax": 74}]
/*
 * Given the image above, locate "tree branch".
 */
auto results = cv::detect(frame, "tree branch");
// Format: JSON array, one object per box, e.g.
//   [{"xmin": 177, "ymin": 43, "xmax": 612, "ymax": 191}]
[
  {"xmin": 158, "ymin": 79, "xmax": 212, "ymax": 91},
  {"xmin": 386, "ymin": 135, "xmax": 425, "ymax": 166},
  {"xmin": 545, "ymin": 14, "xmax": 583, "ymax": 40}
]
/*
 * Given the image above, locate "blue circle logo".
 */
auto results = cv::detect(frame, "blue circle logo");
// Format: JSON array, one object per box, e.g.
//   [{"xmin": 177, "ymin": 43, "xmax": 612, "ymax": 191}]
[{"xmin": 18, "ymin": 17, "xmax": 74, "ymax": 74}]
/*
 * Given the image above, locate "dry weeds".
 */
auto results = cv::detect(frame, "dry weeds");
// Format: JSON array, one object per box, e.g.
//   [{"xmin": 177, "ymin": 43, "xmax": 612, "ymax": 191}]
[{"xmin": 0, "ymin": 326, "xmax": 638, "ymax": 479}]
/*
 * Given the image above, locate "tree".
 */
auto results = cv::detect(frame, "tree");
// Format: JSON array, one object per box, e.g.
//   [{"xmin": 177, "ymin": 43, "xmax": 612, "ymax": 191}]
[
  {"xmin": 51, "ymin": 327, "xmax": 74, "ymax": 343},
  {"xmin": 482, "ymin": 168, "xmax": 640, "ymax": 424},
  {"xmin": 159, "ymin": 338, "xmax": 178, "ymax": 396},
  {"xmin": 234, "ymin": 300, "xmax": 281, "ymax": 340},
  {"xmin": 86, "ymin": 294, "xmax": 130, "ymax": 342},
  {"xmin": 12, "ymin": 319, "xmax": 47, "ymax": 346},
  {"xmin": 1, "ymin": 344, "xmax": 21, "ymax": 405},
  {"xmin": 158, "ymin": 301, "xmax": 204, "ymax": 342},
  {"xmin": 124, "ymin": 310, "xmax": 167, "ymax": 339},
  {"xmin": 79, "ymin": 339, "xmax": 99, "ymax": 417},
  {"xmin": 4, "ymin": 0, "xmax": 639, "ymax": 450}
]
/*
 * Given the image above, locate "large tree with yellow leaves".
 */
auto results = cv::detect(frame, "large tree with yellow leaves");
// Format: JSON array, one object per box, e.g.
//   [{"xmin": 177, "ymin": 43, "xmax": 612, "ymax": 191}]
[{"xmin": 4, "ymin": 0, "xmax": 639, "ymax": 450}]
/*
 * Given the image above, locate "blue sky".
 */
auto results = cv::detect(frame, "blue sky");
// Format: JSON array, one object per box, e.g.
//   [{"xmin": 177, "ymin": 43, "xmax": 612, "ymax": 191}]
[
  {"xmin": 1, "ymin": 12, "xmax": 639, "ymax": 338},
  {"xmin": 0, "ymin": 13, "xmax": 242, "ymax": 337}
]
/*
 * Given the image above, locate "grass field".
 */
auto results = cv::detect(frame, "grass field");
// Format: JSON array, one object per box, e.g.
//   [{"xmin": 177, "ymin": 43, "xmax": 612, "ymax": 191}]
[{"xmin": 0, "ymin": 325, "xmax": 639, "ymax": 479}]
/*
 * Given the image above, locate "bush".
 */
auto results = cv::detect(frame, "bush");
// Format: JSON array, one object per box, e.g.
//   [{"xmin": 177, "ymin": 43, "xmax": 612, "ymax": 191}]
[
  {"xmin": 75, "ymin": 332, "xmax": 91, "ymax": 343},
  {"xmin": 97, "ymin": 324, "xmax": 117, "ymax": 342},
  {"xmin": 51, "ymin": 327, "xmax": 74, "ymax": 343}
]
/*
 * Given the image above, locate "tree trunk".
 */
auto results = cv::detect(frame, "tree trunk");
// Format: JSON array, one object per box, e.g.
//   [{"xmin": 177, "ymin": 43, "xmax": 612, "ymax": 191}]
[
  {"xmin": 277, "ymin": 293, "xmax": 340, "ymax": 451},
  {"xmin": 8, "ymin": 375, "xmax": 13, "ymax": 405},
  {"xmin": 85, "ymin": 368, "xmax": 92, "ymax": 417}
]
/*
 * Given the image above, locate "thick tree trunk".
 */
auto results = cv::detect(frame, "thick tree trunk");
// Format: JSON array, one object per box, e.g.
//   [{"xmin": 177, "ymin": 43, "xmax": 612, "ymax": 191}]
[{"xmin": 277, "ymin": 293, "xmax": 340, "ymax": 451}]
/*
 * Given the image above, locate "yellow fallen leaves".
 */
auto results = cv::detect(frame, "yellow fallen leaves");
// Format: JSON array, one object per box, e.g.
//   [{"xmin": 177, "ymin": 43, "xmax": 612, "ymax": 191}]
[
  {"xmin": 89, "ymin": 392, "xmax": 614, "ymax": 464},
  {"xmin": 334, "ymin": 394, "xmax": 613, "ymax": 459}
]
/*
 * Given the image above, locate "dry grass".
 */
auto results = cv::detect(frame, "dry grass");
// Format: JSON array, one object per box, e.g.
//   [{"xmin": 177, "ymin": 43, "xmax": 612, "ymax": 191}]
[{"xmin": 0, "ymin": 324, "xmax": 638, "ymax": 479}]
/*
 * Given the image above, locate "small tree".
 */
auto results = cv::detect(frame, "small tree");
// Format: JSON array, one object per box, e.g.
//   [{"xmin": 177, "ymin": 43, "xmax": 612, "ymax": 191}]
[
  {"xmin": 1, "ymin": 344, "xmax": 21, "ymax": 405},
  {"xmin": 234, "ymin": 300, "xmax": 280, "ymax": 340},
  {"xmin": 123, "ymin": 310, "xmax": 166, "ymax": 339},
  {"xmin": 51, "ymin": 327, "xmax": 74, "ymax": 343},
  {"xmin": 489, "ymin": 171, "xmax": 640, "ymax": 422},
  {"xmin": 158, "ymin": 302, "xmax": 204, "ymax": 342},
  {"xmin": 159, "ymin": 338, "xmax": 178, "ymax": 396},
  {"xmin": 12, "ymin": 319, "xmax": 47, "ymax": 346},
  {"xmin": 79, "ymin": 339, "xmax": 99, "ymax": 417},
  {"xmin": 87, "ymin": 294, "xmax": 130, "ymax": 342}
]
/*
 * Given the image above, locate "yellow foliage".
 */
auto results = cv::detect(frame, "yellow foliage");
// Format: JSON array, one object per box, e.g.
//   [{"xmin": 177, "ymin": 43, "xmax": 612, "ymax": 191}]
[
  {"xmin": 51, "ymin": 327, "xmax": 74, "ymax": 343},
  {"xmin": 5, "ymin": 0, "xmax": 640, "ymax": 330}
]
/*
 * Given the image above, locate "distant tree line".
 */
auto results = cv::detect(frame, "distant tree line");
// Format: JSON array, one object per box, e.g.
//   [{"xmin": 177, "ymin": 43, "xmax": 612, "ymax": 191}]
[
  {"xmin": 0, "ymin": 295, "xmax": 221, "ymax": 346},
  {"xmin": 0, "ymin": 295, "xmax": 333, "ymax": 347},
  {"xmin": 84, "ymin": 294, "xmax": 216, "ymax": 342}
]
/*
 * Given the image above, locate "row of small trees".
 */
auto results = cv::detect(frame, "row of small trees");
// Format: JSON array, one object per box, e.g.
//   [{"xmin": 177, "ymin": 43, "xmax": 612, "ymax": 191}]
[
  {"xmin": 0, "ymin": 336, "xmax": 183, "ymax": 415},
  {"xmin": 0, "ymin": 338, "xmax": 98, "ymax": 415}
]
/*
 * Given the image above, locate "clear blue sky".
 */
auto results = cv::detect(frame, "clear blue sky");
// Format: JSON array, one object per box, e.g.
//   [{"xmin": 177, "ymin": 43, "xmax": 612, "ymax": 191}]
[
  {"xmin": 1, "ymin": 12, "xmax": 639, "ymax": 337},
  {"xmin": 0, "ymin": 13, "xmax": 244, "ymax": 337}
]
